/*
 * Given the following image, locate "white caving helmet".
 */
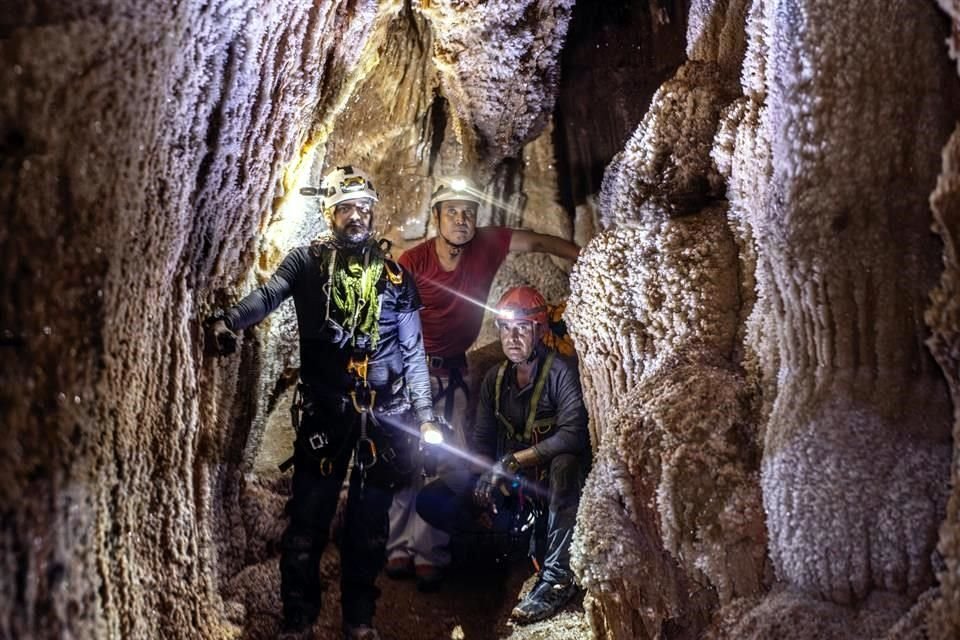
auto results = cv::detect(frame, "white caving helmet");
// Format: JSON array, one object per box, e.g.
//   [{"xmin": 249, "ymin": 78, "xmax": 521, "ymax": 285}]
[
  {"xmin": 429, "ymin": 175, "xmax": 483, "ymax": 210},
  {"xmin": 319, "ymin": 165, "xmax": 379, "ymax": 210}
]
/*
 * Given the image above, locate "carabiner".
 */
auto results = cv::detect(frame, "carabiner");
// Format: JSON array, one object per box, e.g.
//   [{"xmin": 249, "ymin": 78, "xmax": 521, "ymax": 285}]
[
  {"xmin": 350, "ymin": 389, "xmax": 377, "ymax": 414},
  {"xmin": 319, "ymin": 457, "xmax": 335, "ymax": 476},
  {"xmin": 356, "ymin": 436, "xmax": 378, "ymax": 469},
  {"xmin": 383, "ymin": 259, "xmax": 403, "ymax": 285}
]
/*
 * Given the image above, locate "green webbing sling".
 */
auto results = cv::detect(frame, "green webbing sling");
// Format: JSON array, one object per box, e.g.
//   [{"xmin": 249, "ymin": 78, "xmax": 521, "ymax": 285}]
[
  {"xmin": 331, "ymin": 249, "xmax": 383, "ymax": 349},
  {"xmin": 493, "ymin": 350, "xmax": 557, "ymax": 443}
]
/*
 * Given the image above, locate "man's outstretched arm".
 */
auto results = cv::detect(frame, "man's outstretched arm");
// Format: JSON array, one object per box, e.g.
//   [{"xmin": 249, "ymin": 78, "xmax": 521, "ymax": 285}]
[
  {"xmin": 207, "ymin": 248, "xmax": 304, "ymax": 355},
  {"xmin": 509, "ymin": 229, "xmax": 580, "ymax": 261}
]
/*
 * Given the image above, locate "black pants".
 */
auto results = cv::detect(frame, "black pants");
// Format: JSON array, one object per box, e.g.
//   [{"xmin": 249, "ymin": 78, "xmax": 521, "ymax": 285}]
[
  {"xmin": 281, "ymin": 398, "xmax": 418, "ymax": 627},
  {"xmin": 416, "ymin": 453, "xmax": 584, "ymax": 584}
]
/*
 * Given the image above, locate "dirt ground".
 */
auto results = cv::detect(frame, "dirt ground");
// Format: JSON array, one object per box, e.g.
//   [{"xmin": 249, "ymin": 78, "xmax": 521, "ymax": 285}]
[
  {"xmin": 237, "ymin": 494, "xmax": 590, "ymax": 640},
  {"xmin": 345, "ymin": 550, "xmax": 587, "ymax": 640},
  {"xmin": 245, "ymin": 401, "xmax": 591, "ymax": 640}
]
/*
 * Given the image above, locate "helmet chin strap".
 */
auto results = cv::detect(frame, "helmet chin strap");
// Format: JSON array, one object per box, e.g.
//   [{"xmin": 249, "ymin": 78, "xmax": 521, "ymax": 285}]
[
  {"xmin": 439, "ymin": 231, "xmax": 472, "ymax": 258},
  {"xmin": 525, "ymin": 341, "xmax": 544, "ymax": 364}
]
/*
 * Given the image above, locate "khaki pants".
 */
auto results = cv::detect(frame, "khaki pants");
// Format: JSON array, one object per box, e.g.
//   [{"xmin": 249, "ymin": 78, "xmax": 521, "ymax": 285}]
[{"xmin": 386, "ymin": 367, "xmax": 470, "ymax": 567}]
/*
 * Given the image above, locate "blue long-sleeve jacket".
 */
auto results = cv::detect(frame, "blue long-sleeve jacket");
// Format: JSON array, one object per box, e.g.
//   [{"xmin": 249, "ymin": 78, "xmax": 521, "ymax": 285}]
[{"xmin": 223, "ymin": 241, "xmax": 434, "ymax": 422}]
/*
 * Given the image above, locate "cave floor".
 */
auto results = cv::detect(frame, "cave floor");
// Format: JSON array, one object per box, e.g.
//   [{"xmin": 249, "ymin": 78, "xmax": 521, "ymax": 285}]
[
  {"xmin": 369, "ymin": 553, "xmax": 588, "ymax": 640},
  {"xmin": 248, "ymin": 544, "xmax": 589, "ymax": 640},
  {"xmin": 247, "ymin": 420, "xmax": 589, "ymax": 640}
]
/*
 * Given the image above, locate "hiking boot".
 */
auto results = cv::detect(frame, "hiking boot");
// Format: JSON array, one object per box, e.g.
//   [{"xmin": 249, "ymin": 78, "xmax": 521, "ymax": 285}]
[
  {"xmin": 343, "ymin": 623, "xmax": 381, "ymax": 640},
  {"xmin": 384, "ymin": 555, "xmax": 415, "ymax": 580},
  {"xmin": 415, "ymin": 564, "xmax": 443, "ymax": 593},
  {"xmin": 510, "ymin": 578, "xmax": 578, "ymax": 624}
]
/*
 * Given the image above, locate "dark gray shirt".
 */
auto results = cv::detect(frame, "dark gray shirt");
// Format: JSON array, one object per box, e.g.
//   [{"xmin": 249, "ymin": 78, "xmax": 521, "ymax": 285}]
[{"xmin": 470, "ymin": 348, "xmax": 589, "ymax": 462}]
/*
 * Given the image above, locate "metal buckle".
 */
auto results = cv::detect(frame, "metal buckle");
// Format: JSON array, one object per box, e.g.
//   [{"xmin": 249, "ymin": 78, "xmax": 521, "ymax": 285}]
[
  {"xmin": 428, "ymin": 355, "xmax": 445, "ymax": 369},
  {"xmin": 309, "ymin": 432, "xmax": 329, "ymax": 450},
  {"xmin": 347, "ymin": 355, "xmax": 369, "ymax": 384}
]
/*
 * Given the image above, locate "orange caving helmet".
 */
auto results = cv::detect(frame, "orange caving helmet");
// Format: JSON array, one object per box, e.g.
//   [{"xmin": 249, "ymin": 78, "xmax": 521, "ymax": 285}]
[{"xmin": 495, "ymin": 286, "xmax": 548, "ymax": 327}]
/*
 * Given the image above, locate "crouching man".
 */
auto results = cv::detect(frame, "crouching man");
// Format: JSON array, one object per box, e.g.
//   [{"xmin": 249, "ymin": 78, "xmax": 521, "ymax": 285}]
[{"xmin": 416, "ymin": 285, "xmax": 589, "ymax": 623}]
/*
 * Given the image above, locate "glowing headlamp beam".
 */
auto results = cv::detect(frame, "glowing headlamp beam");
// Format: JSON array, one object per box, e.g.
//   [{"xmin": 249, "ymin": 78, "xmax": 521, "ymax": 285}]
[
  {"xmin": 372, "ymin": 413, "xmax": 550, "ymax": 501},
  {"xmin": 421, "ymin": 277, "xmax": 503, "ymax": 316}
]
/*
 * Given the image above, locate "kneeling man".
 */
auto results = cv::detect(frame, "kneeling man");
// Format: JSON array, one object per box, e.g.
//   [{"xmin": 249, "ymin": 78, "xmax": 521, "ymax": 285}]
[{"xmin": 417, "ymin": 285, "xmax": 589, "ymax": 623}]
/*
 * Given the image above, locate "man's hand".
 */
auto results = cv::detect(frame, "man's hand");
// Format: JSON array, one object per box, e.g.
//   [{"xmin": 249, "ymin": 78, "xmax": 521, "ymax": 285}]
[
  {"xmin": 419, "ymin": 421, "xmax": 444, "ymax": 447},
  {"xmin": 208, "ymin": 318, "xmax": 238, "ymax": 356},
  {"xmin": 419, "ymin": 421, "xmax": 443, "ymax": 476},
  {"xmin": 472, "ymin": 473, "xmax": 497, "ymax": 512}
]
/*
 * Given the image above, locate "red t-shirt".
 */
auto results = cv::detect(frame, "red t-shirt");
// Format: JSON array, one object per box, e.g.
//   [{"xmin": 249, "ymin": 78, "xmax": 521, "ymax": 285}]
[{"xmin": 399, "ymin": 226, "xmax": 513, "ymax": 357}]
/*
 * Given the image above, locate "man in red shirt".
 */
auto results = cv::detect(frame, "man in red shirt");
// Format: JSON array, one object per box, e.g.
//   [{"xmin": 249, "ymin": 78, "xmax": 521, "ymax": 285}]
[{"xmin": 387, "ymin": 176, "xmax": 580, "ymax": 590}]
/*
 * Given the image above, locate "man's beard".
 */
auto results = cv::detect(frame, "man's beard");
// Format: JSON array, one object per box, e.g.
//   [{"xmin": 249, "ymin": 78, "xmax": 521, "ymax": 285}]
[{"xmin": 334, "ymin": 224, "xmax": 372, "ymax": 250}]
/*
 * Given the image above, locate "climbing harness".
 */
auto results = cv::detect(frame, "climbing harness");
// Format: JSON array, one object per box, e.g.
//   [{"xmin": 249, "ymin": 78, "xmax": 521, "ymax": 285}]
[
  {"xmin": 429, "ymin": 353, "xmax": 470, "ymax": 422},
  {"xmin": 278, "ymin": 238, "xmax": 408, "ymax": 482},
  {"xmin": 494, "ymin": 350, "xmax": 557, "ymax": 444},
  {"xmin": 279, "ymin": 383, "xmax": 356, "ymax": 476}
]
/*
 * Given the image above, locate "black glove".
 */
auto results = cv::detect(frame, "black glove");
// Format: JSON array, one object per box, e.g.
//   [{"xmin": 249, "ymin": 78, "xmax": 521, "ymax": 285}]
[
  {"xmin": 472, "ymin": 473, "xmax": 497, "ymax": 512},
  {"xmin": 207, "ymin": 318, "xmax": 238, "ymax": 355}
]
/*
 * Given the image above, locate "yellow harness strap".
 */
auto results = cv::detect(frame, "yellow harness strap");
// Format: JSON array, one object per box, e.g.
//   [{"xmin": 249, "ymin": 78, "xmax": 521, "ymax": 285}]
[{"xmin": 493, "ymin": 351, "xmax": 557, "ymax": 443}]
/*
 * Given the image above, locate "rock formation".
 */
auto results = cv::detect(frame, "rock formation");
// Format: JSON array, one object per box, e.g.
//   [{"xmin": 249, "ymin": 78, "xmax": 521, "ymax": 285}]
[{"xmin": 568, "ymin": 0, "xmax": 960, "ymax": 638}]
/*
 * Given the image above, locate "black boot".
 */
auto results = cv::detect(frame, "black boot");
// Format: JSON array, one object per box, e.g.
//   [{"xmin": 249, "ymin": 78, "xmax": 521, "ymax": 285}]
[{"xmin": 510, "ymin": 578, "xmax": 578, "ymax": 624}]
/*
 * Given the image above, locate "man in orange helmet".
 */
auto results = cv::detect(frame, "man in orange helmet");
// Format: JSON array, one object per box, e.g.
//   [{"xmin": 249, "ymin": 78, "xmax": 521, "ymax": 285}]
[{"xmin": 416, "ymin": 285, "xmax": 590, "ymax": 624}]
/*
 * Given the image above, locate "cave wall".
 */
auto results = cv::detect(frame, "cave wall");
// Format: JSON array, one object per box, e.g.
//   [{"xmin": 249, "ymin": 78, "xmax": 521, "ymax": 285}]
[
  {"xmin": 567, "ymin": 0, "xmax": 960, "ymax": 638},
  {"xmin": 929, "ymin": 2, "xmax": 960, "ymax": 636},
  {"xmin": 0, "ymin": 1, "xmax": 386, "ymax": 637},
  {"xmin": 567, "ymin": 1, "xmax": 766, "ymax": 637},
  {"xmin": 553, "ymin": 0, "xmax": 690, "ymax": 214}
]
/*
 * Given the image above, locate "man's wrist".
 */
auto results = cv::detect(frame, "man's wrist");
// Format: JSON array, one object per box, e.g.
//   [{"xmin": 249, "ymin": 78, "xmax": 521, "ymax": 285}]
[
  {"xmin": 512, "ymin": 448, "xmax": 541, "ymax": 468},
  {"xmin": 207, "ymin": 308, "xmax": 234, "ymax": 331},
  {"xmin": 414, "ymin": 405, "xmax": 435, "ymax": 426}
]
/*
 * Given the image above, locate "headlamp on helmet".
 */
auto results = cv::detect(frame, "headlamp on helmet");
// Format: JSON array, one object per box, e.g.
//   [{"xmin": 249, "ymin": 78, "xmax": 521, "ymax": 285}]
[
  {"xmin": 494, "ymin": 286, "xmax": 548, "ymax": 328},
  {"xmin": 300, "ymin": 165, "xmax": 380, "ymax": 210},
  {"xmin": 430, "ymin": 175, "xmax": 483, "ymax": 210}
]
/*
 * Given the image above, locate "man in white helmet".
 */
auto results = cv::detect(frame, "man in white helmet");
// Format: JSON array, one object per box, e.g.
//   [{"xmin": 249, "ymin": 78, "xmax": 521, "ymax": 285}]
[
  {"xmin": 385, "ymin": 175, "xmax": 580, "ymax": 591},
  {"xmin": 207, "ymin": 165, "xmax": 440, "ymax": 640}
]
